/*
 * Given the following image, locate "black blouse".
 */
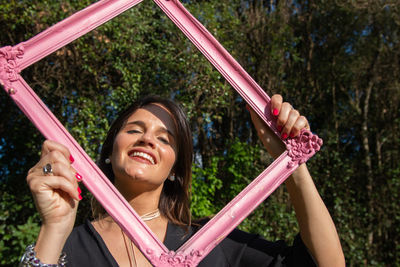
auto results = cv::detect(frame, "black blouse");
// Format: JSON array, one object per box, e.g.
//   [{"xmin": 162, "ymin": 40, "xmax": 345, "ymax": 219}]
[{"xmin": 63, "ymin": 220, "xmax": 316, "ymax": 266}]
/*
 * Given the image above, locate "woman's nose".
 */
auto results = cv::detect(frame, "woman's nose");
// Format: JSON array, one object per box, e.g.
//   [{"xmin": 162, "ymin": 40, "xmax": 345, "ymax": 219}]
[{"xmin": 138, "ymin": 132, "xmax": 156, "ymax": 148}]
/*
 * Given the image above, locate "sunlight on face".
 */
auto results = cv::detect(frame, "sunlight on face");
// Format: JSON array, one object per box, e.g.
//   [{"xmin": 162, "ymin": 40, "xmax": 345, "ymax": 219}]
[{"xmin": 111, "ymin": 104, "xmax": 178, "ymax": 195}]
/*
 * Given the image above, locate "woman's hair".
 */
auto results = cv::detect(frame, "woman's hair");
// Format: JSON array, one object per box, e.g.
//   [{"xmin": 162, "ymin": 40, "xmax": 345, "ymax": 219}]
[{"xmin": 92, "ymin": 95, "xmax": 193, "ymax": 227}]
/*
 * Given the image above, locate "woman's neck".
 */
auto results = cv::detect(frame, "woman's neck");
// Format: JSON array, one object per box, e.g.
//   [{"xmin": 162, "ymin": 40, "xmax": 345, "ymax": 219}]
[
  {"xmin": 94, "ymin": 193, "xmax": 165, "ymax": 231},
  {"xmin": 113, "ymin": 180, "xmax": 163, "ymax": 216},
  {"xmin": 126, "ymin": 191, "xmax": 161, "ymax": 216}
]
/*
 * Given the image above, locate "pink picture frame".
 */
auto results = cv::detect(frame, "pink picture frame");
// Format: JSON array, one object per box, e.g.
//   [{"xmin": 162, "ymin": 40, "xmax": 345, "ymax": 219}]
[{"xmin": 0, "ymin": 1, "xmax": 323, "ymax": 266}]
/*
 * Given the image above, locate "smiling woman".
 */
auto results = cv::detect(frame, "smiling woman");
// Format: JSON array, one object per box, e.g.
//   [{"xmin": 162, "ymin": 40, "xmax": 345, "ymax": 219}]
[
  {"xmin": 87, "ymin": 96, "xmax": 194, "ymax": 266},
  {"xmin": 23, "ymin": 94, "xmax": 344, "ymax": 267},
  {"xmin": 94, "ymin": 96, "xmax": 193, "ymax": 230}
]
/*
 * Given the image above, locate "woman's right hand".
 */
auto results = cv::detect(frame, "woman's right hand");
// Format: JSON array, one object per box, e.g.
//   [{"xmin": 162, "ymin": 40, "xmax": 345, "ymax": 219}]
[{"xmin": 27, "ymin": 140, "xmax": 81, "ymax": 237}]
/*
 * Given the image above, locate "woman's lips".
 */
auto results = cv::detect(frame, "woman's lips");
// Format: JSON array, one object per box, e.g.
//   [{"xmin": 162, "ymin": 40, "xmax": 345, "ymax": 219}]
[{"xmin": 128, "ymin": 150, "xmax": 156, "ymax": 165}]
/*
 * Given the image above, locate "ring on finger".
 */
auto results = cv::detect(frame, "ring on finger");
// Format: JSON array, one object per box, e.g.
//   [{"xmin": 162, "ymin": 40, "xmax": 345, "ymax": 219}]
[{"xmin": 43, "ymin": 163, "xmax": 53, "ymax": 175}]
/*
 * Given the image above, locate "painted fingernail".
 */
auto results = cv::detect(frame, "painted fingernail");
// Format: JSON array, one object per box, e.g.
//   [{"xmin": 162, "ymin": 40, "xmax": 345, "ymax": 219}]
[
  {"xmin": 290, "ymin": 132, "xmax": 295, "ymax": 138},
  {"xmin": 282, "ymin": 132, "xmax": 288, "ymax": 139},
  {"xmin": 273, "ymin": 108, "xmax": 279, "ymax": 116},
  {"xmin": 69, "ymin": 154, "xmax": 74, "ymax": 163},
  {"xmin": 246, "ymin": 105, "xmax": 250, "ymax": 111},
  {"xmin": 277, "ymin": 125, "xmax": 283, "ymax": 132},
  {"xmin": 75, "ymin": 173, "xmax": 82, "ymax": 182},
  {"xmin": 77, "ymin": 187, "xmax": 82, "ymax": 200}
]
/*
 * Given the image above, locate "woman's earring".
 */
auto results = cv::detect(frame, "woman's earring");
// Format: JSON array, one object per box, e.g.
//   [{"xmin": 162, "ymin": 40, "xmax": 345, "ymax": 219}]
[
  {"xmin": 105, "ymin": 158, "xmax": 111, "ymax": 164},
  {"xmin": 168, "ymin": 174, "xmax": 175, "ymax": 182}
]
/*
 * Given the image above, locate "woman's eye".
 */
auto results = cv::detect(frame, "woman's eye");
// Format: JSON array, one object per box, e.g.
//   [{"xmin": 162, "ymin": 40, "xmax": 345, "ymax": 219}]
[
  {"xmin": 158, "ymin": 137, "xmax": 169, "ymax": 144},
  {"xmin": 127, "ymin": 129, "xmax": 141, "ymax": 134}
]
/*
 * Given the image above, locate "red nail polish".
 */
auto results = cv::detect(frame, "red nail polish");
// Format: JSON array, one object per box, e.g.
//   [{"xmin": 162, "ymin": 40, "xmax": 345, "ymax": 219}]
[
  {"xmin": 273, "ymin": 108, "xmax": 279, "ymax": 116},
  {"xmin": 282, "ymin": 133, "xmax": 288, "ymax": 139},
  {"xmin": 246, "ymin": 105, "xmax": 250, "ymax": 111},
  {"xmin": 69, "ymin": 154, "xmax": 74, "ymax": 163},
  {"xmin": 290, "ymin": 132, "xmax": 295, "ymax": 138},
  {"xmin": 77, "ymin": 187, "xmax": 82, "ymax": 200},
  {"xmin": 277, "ymin": 125, "xmax": 283, "ymax": 132},
  {"xmin": 75, "ymin": 173, "xmax": 82, "ymax": 181}
]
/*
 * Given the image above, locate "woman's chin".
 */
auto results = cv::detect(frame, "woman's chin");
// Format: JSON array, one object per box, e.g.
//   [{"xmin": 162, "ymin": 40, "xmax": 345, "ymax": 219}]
[{"xmin": 123, "ymin": 174, "xmax": 163, "ymax": 188}]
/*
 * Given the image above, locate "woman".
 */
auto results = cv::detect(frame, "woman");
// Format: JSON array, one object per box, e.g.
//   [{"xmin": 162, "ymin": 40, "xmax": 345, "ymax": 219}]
[{"xmin": 22, "ymin": 95, "xmax": 345, "ymax": 266}]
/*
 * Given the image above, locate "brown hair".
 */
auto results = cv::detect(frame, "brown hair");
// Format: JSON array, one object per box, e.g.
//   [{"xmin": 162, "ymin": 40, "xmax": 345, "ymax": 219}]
[{"xmin": 92, "ymin": 95, "xmax": 193, "ymax": 227}]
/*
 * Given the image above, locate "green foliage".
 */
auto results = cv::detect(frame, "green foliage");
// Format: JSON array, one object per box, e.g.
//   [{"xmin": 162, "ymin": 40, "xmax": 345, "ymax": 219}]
[
  {"xmin": 218, "ymin": 138, "xmax": 265, "ymax": 202},
  {"xmin": 239, "ymin": 197, "xmax": 298, "ymax": 243},
  {"xmin": 0, "ymin": 186, "xmax": 40, "ymax": 266},
  {"xmin": 191, "ymin": 156, "xmax": 223, "ymax": 218},
  {"xmin": 66, "ymin": 95, "xmax": 110, "ymax": 159}
]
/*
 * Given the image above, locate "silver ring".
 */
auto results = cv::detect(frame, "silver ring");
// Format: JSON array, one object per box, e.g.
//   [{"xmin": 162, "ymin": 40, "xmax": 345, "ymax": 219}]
[{"xmin": 43, "ymin": 163, "xmax": 53, "ymax": 175}]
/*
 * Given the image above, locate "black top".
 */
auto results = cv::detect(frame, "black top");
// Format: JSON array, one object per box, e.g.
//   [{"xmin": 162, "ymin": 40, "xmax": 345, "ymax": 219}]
[{"xmin": 63, "ymin": 220, "xmax": 316, "ymax": 266}]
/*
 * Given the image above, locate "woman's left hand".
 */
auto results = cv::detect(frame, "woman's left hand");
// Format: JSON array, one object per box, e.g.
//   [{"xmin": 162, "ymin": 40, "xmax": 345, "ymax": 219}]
[
  {"xmin": 248, "ymin": 94, "xmax": 310, "ymax": 159},
  {"xmin": 250, "ymin": 94, "xmax": 346, "ymax": 266}
]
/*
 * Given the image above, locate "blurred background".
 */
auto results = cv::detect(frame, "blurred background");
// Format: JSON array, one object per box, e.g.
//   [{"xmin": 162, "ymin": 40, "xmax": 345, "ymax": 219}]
[{"xmin": 0, "ymin": 0, "xmax": 399, "ymax": 265}]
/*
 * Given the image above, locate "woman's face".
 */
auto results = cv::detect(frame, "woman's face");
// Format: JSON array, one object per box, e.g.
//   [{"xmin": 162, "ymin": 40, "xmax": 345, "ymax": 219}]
[{"xmin": 110, "ymin": 103, "xmax": 178, "ymax": 193}]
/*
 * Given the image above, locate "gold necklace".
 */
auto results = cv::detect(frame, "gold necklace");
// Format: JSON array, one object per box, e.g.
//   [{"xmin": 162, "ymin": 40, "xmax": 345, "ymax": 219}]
[
  {"xmin": 121, "ymin": 209, "xmax": 161, "ymax": 266},
  {"xmin": 121, "ymin": 228, "xmax": 137, "ymax": 267}
]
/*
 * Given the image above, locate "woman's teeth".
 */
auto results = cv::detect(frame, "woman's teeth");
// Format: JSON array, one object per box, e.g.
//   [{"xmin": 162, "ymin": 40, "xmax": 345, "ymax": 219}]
[{"xmin": 130, "ymin": 151, "xmax": 155, "ymax": 164}]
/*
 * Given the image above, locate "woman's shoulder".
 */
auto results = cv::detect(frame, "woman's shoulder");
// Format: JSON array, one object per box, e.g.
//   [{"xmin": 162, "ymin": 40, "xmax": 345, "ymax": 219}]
[
  {"xmin": 64, "ymin": 220, "xmax": 100, "ymax": 253},
  {"xmin": 191, "ymin": 218, "xmax": 316, "ymax": 266},
  {"xmin": 66, "ymin": 219, "xmax": 97, "ymax": 242}
]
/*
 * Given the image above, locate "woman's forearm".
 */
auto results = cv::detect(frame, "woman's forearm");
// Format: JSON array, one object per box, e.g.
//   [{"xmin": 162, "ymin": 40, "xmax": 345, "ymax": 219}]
[
  {"xmin": 248, "ymin": 94, "xmax": 345, "ymax": 265},
  {"xmin": 285, "ymin": 164, "xmax": 345, "ymax": 267},
  {"xmin": 34, "ymin": 225, "xmax": 70, "ymax": 264}
]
